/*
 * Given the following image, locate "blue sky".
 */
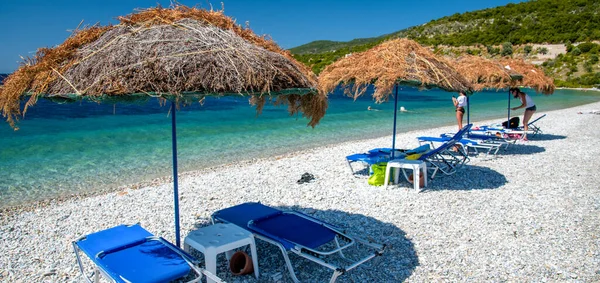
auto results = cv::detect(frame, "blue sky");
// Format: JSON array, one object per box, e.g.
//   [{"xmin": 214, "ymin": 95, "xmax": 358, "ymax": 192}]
[{"xmin": 0, "ymin": 0, "xmax": 522, "ymax": 73}]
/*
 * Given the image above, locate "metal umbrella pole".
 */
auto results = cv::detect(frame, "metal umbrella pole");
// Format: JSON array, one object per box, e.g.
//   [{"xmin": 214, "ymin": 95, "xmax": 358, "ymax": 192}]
[
  {"xmin": 170, "ymin": 101, "xmax": 181, "ymax": 247},
  {"xmin": 391, "ymin": 84, "xmax": 399, "ymax": 159},
  {"xmin": 507, "ymin": 91, "xmax": 511, "ymax": 128},
  {"xmin": 467, "ymin": 96, "xmax": 470, "ymax": 126}
]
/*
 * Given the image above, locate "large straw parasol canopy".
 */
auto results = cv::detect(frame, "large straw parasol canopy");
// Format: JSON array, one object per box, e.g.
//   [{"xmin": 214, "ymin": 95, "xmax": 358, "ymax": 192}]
[
  {"xmin": 452, "ymin": 55, "xmax": 523, "ymax": 92},
  {"xmin": 499, "ymin": 58, "xmax": 555, "ymax": 95},
  {"xmin": 0, "ymin": 5, "xmax": 327, "ymax": 128},
  {"xmin": 318, "ymin": 38, "xmax": 472, "ymax": 100}
]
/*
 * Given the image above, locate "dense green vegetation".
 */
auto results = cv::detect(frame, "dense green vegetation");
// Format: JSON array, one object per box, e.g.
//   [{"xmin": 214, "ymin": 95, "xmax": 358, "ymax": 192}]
[
  {"xmin": 289, "ymin": 38, "xmax": 385, "ymax": 55},
  {"xmin": 543, "ymin": 42, "xmax": 600, "ymax": 87},
  {"xmin": 293, "ymin": 41, "xmax": 384, "ymax": 75},
  {"xmin": 409, "ymin": 0, "xmax": 600, "ymax": 46},
  {"xmin": 290, "ymin": 0, "xmax": 600, "ymax": 87}
]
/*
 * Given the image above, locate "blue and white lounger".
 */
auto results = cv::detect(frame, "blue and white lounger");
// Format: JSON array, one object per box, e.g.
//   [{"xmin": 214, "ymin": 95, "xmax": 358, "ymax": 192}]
[
  {"xmin": 418, "ymin": 135, "xmax": 502, "ymax": 157},
  {"xmin": 212, "ymin": 202, "xmax": 385, "ymax": 283},
  {"xmin": 73, "ymin": 224, "xmax": 222, "ymax": 283},
  {"xmin": 472, "ymin": 114, "xmax": 546, "ymax": 139},
  {"xmin": 345, "ymin": 151, "xmax": 390, "ymax": 175},
  {"xmin": 346, "ymin": 147, "xmax": 426, "ymax": 175}
]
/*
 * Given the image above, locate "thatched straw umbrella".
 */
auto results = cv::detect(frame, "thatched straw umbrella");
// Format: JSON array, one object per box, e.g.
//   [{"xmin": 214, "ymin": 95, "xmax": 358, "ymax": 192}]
[
  {"xmin": 0, "ymin": 5, "xmax": 327, "ymax": 246},
  {"xmin": 452, "ymin": 55, "xmax": 524, "ymax": 125},
  {"xmin": 498, "ymin": 58, "xmax": 554, "ymax": 127},
  {"xmin": 453, "ymin": 55, "xmax": 523, "ymax": 92},
  {"xmin": 319, "ymin": 38, "xmax": 472, "ymax": 158},
  {"xmin": 499, "ymin": 58, "xmax": 555, "ymax": 95}
]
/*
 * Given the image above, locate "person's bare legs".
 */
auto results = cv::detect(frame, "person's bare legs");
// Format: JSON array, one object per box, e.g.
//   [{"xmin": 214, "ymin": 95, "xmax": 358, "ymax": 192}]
[
  {"xmin": 456, "ymin": 110, "xmax": 464, "ymax": 131},
  {"xmin": 523, "ymin": 109, "xmax": 535, "ymax": 140}
]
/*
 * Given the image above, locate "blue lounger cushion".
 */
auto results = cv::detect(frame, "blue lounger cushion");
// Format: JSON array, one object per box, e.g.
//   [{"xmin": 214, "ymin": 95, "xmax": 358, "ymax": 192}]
[
  {"xmin": 213, "ymin": 202, "xmax": 336, "ymax": 251},
  {"xmin": 249, "ymin": 212, "xmax": 336, "ymax": 250},
  {"xmin": 213, "ymin": 202, "xmax": 280, "ymax": 228},
  {"xmin": 74, "ymin": 224, "xmax": 191, "ymax": 283},
  {"xmin": 404, "ymin": 144, "xmax": 430, "ymax": 155},
  {"xmin": 346, "ymin": 153, "xmax": 384, "ymax": 164},
  {"xmin": 76, "ymin": 224, "xmax": 152, "ymax": 258}
]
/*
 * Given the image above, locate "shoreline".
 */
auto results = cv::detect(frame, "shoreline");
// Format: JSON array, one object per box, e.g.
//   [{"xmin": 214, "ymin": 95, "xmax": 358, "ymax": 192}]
[
  {"xmin": 1, "ymin": 101, "xmax": 600, "ymax": 282},
  {"xmin": 2, "ymin": 88, "xmax": 599, "ymax": 210},
  {"xmin": 556, "ymin": 86, "xmax": 600, "ymax": 92},
  {"xmin": 1, "ymin": 98, "xmax": 599, "ymax": 215}
]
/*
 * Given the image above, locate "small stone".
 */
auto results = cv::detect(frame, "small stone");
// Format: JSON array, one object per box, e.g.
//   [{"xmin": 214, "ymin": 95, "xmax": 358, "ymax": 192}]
[{"xmin": 42, "ymin": 269, "xmax": 56, "ymax": 277}]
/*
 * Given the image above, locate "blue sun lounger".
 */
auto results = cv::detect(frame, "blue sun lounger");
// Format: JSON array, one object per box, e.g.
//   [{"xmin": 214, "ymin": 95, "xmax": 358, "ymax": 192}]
[
  {"xmin": 346, "ymin": 147, "xmax": 423, "ymax": 175},
  {"xmin": 413, "ymin": 124, "xmax": 472, "ymax": 178},
  {"xmin": 345, "ymin": 151, "xmax": 389, "ymax": 175},
  {"xmin": 472, "ymin": 114, "xmax": 546, "ymax": 139},
  {"xmin": 417, "ymin": 135, "xmax": 501, "ymax": 157},
  {"xmin": 212, "ymin": 202, "xmax": 385, "ymax": 283},
  {"xmin": 73, "ymin": 224, "xmax": 222, "ymax": 283}
]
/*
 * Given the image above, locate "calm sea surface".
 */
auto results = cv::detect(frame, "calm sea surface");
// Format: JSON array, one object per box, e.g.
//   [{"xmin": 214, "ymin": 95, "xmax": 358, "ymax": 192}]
[{"xmin": 1, "ymin": 87, "xmax": 599, "ymax": 207}]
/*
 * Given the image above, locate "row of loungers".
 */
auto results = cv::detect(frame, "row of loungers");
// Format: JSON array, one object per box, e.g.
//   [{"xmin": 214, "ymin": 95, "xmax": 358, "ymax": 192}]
[
  {"xmin": 346, "ymin": 114, "xmax": 546, "ymax": 188},
  {"xmin": 347, "ymin": 124, "xmax": 473, "ymax": 182},
  {"xmin": 73, "ymin": 203, "xmax": 385, "ymax": 283}
]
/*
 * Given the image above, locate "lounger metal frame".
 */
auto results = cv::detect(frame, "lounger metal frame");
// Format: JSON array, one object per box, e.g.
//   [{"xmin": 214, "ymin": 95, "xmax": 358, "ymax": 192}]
[
  {"xmin": 524, "ymin": 113, "xmax": 546, "ymax": 136},
  {"xmin": 412, "ymin": 124, "xmax": 471, "ymax": 179},
  {"xmin": 212, "ymin": 209, "xmax": 385, "ymax": 283},
  {"xmin": 420, "ymin": 135, "xmax": 502, "ymax": 158},
  {"xmin": 421, "ymin": 140, "xmax": 469, "ymax": 178}
]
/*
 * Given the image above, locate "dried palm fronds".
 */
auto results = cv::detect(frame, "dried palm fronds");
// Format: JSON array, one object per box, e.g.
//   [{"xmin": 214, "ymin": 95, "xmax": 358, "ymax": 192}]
[
  {"xmin": 452, "ymin": 55, "xmax": 522, "ymax": 92},
  {"xmin": 499, "ymin": 58, "xmax": 555, "ymax": 95},
  {"xmin": 318, "ymin": 38, "xmax": 472, "ymax": 101},
  {"xmin": 0, "ymin": 5, "xmax": 325, "ymax": 129}
]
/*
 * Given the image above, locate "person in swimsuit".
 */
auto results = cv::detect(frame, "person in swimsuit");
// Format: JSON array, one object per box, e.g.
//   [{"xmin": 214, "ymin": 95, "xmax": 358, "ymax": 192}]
[
  {"xmin": 452, "ymin": 91, "xmax": 467, "ymax": 130},
  {"xmin": 510, "ymin": 87, "xmax": 536, "ymax": 141}
]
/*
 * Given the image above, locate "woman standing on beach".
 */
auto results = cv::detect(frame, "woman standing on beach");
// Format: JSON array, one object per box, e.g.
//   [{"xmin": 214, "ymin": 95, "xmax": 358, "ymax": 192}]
[
  {"xmin": 452, "ymin": 91, "xmax": 467, "ymax": 130},
  {"xmin": 510, "ymin": 87, "xmax": 536, "ymax": 141}
]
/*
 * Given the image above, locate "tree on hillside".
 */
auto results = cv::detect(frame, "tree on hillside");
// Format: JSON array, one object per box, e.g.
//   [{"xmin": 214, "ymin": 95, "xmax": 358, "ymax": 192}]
[{"xmin": 501, "ymin": 42, "xmax": 513, "ymax": 56}]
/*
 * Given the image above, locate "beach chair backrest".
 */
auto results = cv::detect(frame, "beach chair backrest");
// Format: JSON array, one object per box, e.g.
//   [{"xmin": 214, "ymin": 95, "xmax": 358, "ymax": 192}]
[
  {"xmin": 418, "ymin": 138, "xmax": 458, "ymax": 160},
  {"xmin": 450, "ymin": 124, "xmax": 472, "ymax": 141},
  {"xmin": 418, "ymin": 124, "xmax": 471, "ymax": 161},
  {"xmin": 528, "ymin": 114, "xmax": 546, "ymax": 126}
]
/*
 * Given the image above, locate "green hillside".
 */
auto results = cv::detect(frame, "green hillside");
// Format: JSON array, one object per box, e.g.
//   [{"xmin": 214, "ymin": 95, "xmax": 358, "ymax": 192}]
[
  {"xmin": 289, "ymin": 38, "xmax": 385, "ymax": 54},
  {"xmin": 408, "ymin": 0, "xmax": 600, "ymax": 46},
  {"xmin": 290, "ymin": 0, "xmax": 600, "ymax": 87}
]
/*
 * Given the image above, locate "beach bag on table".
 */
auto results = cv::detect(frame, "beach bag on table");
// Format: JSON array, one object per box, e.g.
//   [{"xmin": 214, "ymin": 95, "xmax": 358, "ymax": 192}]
[{"xmin": 368, "ymin": 162, "xmax": 387, "ymax": 186}]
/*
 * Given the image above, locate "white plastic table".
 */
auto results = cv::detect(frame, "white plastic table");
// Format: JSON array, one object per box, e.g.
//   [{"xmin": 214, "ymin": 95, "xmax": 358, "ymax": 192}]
[
  {"xmin": 184, "ymin": 223, "xmax": 259, "ymax": 283},
  {"xmin": 384, "ymin": 159, "xmax": 427, "ymax": 190}
]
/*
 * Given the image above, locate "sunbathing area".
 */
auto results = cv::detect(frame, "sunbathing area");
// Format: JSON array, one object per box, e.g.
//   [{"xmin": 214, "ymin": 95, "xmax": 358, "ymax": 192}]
[
  {"xmin": 1, "ymin": 3, "xmax": 600, "ymax": 282},
  {"xmin": 1, "ymin": 101, "xmax": 599, "ymax": 282}
]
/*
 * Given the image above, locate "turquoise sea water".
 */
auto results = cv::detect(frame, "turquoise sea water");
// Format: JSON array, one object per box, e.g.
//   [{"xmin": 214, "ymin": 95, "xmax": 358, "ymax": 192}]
[{"xmin": 1, "ymin": 88, "xmax": 599, "ymax": 207}]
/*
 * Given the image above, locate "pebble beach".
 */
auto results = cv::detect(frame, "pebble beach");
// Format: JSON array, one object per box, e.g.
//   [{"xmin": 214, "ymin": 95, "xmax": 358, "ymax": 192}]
[{"xmin": 1, "ymin": 101, "xmax": 600, "ymax": 282}]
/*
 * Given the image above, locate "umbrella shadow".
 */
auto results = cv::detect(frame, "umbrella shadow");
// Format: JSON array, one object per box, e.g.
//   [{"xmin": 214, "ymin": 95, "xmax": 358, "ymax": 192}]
[
  {"xmin": 421, "ymin": 164, "xmax": 507, "ymax": 192},
  {"xmin": 496, "ymin": 143, "xmax": 545, "ymax": 155},
  {"xmin": 191, "ymin": 205, "xmax": 417, "ymax": 282},
  {"xmin": 531, "ymin": 133, "xmax": 567, "ymax": 141}
]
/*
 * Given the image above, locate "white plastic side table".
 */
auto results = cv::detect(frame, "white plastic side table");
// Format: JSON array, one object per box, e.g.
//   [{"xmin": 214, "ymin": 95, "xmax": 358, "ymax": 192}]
[
  {"xmin": 184, "ymin": 223, "xmax": 259, "ymax": 283},
  {"xmin": 384, "ymin": 159, "xmax": 427, "ymax": 190}
]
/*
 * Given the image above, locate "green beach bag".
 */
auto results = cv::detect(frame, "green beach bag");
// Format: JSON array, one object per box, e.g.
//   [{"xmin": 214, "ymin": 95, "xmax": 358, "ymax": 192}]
[{"xmin": 368, "ymin": 162, "xmax": 387, "ymax": 186}]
